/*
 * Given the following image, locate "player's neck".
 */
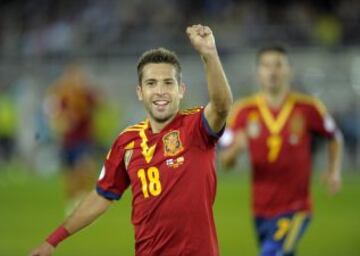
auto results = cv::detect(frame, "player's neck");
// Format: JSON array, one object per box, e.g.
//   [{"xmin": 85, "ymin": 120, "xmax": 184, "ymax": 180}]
[
  {"xmin": 148, "ymin": 113, "xmax": 177, "ymax": 134},
  {"xmin": 264, "ymin": 87, "xmax": 290, "ymax": 108}
]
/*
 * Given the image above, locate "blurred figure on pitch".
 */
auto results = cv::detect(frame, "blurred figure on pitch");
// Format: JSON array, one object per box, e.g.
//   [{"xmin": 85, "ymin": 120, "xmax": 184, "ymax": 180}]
[
  {"xmin": 220, "ymin": 46, "xmax": 343, "ymax": 256},
  {"xmin": 0, "ymin": 83, "xmax": 18, "ymax": 169},
  {"xmin": 45, "ymin": 64, "xmax": 98, "ymax": 215}
]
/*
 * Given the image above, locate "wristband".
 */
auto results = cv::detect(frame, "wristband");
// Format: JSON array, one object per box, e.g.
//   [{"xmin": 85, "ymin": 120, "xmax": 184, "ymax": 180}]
[{"xmin": 46, "ymin": 225, "xmax": 70, "ymax": 247}]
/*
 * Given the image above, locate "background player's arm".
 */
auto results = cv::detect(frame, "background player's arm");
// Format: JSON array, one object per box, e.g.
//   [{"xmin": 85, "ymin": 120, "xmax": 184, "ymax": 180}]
[
  {"xmin": 220, "ymin": 130, "xmax": 247, "ymax": 169},
  {"xmin": 323, "ymin": 130, "xmax": 343, "ymax": 195},
  {"xmin": 308, "ymin": 98, "xmax": 344, "ymax": 195},
  {"xmin": 186, "ymin": 24, "xmax": 233, "ymax": 132},
  {"xmin": 30, "ymin": 190, "xmax": 112, "ymax": 256}
]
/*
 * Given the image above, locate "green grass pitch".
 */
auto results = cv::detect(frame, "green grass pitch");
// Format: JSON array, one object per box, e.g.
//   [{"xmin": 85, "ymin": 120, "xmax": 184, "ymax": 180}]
[{"xmin": 0, "ymin": 168, "xmax": 360, "ymax": 255}]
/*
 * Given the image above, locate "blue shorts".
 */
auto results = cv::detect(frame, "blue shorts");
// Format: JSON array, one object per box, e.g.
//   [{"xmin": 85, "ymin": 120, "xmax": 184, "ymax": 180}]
[
  {"xmin": 61, "ymin": 141, "xmax": 93, "ymax": 168},
  {"xmin": 255, "ymin": 212, "xmax": 311, "ymax": 256}
]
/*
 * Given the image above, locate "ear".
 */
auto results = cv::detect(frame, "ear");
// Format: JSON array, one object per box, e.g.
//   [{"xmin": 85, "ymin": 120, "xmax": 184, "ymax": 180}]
[
  {"xmin": 136, "ymin": 85, "xmax": 143, "ymax": 101},
  {"xmin": 179, "ymin": 83, "xmax": 186, "ymax": 100}
]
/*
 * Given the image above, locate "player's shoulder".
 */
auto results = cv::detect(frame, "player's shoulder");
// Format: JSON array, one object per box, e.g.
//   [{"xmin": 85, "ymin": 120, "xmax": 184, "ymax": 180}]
[
  {"xmin": 114, "ymin": 120, "xmax": 147, "ymax": 145},
  {"xmin": 227, "ymin": 94, "xmax": 258, "ymax": 126},
  {"xmin": 174, "ymin": 106, "xmax": 205, "ymax": 128},
  {"xmin": 179, "ymin": 106, "xmax": 203, "ymax": 116},
  {"xmin": 231, "ymin": 94, "xmax": 258, "ymax": 116},
  {"xmin": 233, "ymin": 94, "xmax": 258, "ymax": 110},
  {"xmin": 291, "ymin": 91, "xmax": 327, "ymax": 115},
  {"xmin": 291, "ymin": 91, "xmax": 317, "ymax": 104}
]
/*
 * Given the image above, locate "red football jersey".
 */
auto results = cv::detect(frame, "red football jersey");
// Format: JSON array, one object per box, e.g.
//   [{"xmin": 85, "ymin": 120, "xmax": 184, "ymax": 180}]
[
  {"xmin": 97, "ymin": 107, "xmax": 221, "ymax": 256},
  {"xmin": 228, "ymin": 92, "xmax": 337, "ymax": 218},
  {"xmin": 54, "ymin": 84, "xmax": 97, "ymax": 147}
]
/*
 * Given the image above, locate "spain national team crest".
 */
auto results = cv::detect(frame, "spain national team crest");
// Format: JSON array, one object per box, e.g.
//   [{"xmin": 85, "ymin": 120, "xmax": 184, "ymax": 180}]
[
  {"xmin": 289, "ymin": 112, "xmax": 305, "ymax": 145},
  {"xmin": 246, "ymin": 111, "xmax": 261, "ymax": 139},
  {"xmin": 163, "ymin": 130, "xmax": 184, "ymax": 157}
]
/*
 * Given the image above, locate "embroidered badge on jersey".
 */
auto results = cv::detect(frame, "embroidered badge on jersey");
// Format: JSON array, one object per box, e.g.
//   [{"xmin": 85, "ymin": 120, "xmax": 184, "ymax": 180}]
[
  {"xmin": 246, "ymin": 111, "xmax": 261, "ymax": 139},
  {"xmin": 166, "ymin": 156, "xmax": 185, "ymax": 168},
  {"xmin": 289, "ymin": 112, "xmax": 305, "ymax": 145},
  {"xmin": 163, "ymin": 130, "xmax": 184, "ymax": 157}
]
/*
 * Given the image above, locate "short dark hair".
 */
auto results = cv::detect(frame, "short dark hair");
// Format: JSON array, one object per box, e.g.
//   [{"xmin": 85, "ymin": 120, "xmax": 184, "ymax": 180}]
[
  {"xmin": 137, "ymin": 48, "xmax": 182, "ymax": 84},
  {"xmin": 256, "ymin": 45, "xmax": 288, "ymax": 63}
]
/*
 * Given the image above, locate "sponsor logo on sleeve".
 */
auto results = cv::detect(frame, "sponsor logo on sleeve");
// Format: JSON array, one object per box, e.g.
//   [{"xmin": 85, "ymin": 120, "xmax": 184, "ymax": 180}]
[
  {"xmin": 324, "ymin": 115, "xmax": 336, "ymax": 132},
  {"xmin": 98, "ymin": 166, "xmax": 105, "ymax": 180},
  {"xmin": 289, "ymin": 113, "xmax": 305, "ymax": 145},
  {"xmin": 219, "ymin": 129, "xmax": 234, "ymax": 148}
]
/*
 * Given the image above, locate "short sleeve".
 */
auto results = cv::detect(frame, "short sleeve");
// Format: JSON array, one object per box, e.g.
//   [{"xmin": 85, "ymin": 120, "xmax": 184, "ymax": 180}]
[
  {"xmin": 219, "ymin": 107, "xmax": 247, "ymax": 148},
  {"xmin": 96, "ymin": 138, "xmax": 130, "ymax": 200},
  {"xmin": 229, "ymin": 107, "xmax": 247, "ymax": 132},
  {"xmin": 307, "ymin": 98, "xmax": 337, "ymax": 139},
  {"xmin": 189, "ymin": 108, "xmax": 225, "ymax": 148}
]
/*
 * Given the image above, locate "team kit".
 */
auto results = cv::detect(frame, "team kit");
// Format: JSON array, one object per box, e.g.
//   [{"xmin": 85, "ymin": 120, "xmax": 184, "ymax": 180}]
[
  {"xmin": 30, "ymin": 24, "xmax": 342, "ymax": 256},
  {"xmin": 98, "ymin": 93, "xmax": 338, "ymax": 256}
]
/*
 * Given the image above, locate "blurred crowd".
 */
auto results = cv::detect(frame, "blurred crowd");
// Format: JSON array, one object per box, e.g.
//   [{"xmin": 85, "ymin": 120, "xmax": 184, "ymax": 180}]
[
  {"xmin": 0, "ymin": 0, "xmax": 359, "ymax": 173},
  {"xmin": 0, "ymin": 0, "xmax": 360, "ymax": 57}
]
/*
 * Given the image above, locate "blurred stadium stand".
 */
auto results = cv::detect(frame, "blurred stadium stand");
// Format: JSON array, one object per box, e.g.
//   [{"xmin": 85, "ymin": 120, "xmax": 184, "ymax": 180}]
[
  {"xmin": 1, "ymin": 0, "xmax": 360, "ymax": 57},
  {"xmin": 0, "ymin": 0, "xmax": 358, "ymax": 171}
]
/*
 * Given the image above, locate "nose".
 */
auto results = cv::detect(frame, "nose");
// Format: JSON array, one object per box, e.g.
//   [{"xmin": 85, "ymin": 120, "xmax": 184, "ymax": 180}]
[
  {"xmin": 267, "ymin": 65, "xmax": 278, "ymax": 73},
  {"xmin": 155, "ymin": 83, "xmax": 166, "ymax": 95}
]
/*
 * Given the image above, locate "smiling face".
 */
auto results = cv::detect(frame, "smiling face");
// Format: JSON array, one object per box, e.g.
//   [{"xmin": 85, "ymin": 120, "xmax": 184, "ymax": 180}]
[
  {"xmin": 257, "ymin": 51, "xmax": 291, "ymax": 95},
  {"xmin": 137, "ymin": 63, "xmax": 185, "ymax": 124}
]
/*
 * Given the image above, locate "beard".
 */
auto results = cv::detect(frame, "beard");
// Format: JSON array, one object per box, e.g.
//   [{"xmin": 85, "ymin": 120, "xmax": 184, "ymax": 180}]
[
  {"xmin": 149, "ymin": 110, "xmax": 174, "ymax": 123},
  {"xmin": 144, "ymin": 101, "xmax": 178, "ymax": 124},
  {"xmin": 268, "ymin": 84, "xmax": 282, "ymax": 94},
  {"xmin": 263, "ymin": 79, "xmax": 282, "ymax": 95}
]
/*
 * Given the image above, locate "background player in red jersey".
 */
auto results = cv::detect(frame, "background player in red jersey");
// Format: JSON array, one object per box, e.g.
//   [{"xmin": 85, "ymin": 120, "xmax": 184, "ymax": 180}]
[
  {"xmin": 45, "ymin": 65, "xmax": 98, "ymax": 215},
  {"xmin": 30, "ymin": 24, "xmax": 232, "ymax": 256},
  {"xmin": 220, "ymin": 46, "xmax": 343, "ymax": 256}
]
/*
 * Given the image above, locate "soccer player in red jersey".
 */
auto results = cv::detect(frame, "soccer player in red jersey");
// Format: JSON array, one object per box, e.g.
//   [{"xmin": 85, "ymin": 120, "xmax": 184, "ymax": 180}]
[
  {"xmin": 45, "ymin": 65, "xmax": 99, "ymax": 215},
  {"xmin": 220, "ymin": 46, "xmax": 343, "ymax": 256},
  {"xmin": 30, "ymin": 24, "xmax": 232, "ymax": 256}
]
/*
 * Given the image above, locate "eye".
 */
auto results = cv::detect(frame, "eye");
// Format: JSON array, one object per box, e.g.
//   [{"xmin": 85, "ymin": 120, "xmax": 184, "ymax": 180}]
[
  {"xmin": 165, "ymin": 80, "xmax": 175, "ymax": 86},
  {"xmin": 145, "ymin": 81, "xmax": 156, "ymax": 87}
]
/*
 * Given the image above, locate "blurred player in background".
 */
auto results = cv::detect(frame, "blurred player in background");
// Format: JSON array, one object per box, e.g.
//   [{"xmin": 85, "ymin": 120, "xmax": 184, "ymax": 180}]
[
  {"xmin": 30, "ymin": 24, "xmax": 232, "ymax": 256},
  {"xmin": 220, "ymin": 46, "xmax": 343, "ymax": 256},
  {"xmin": 45, "ymin": 65, "xmax": 98, "ymax": 215}
]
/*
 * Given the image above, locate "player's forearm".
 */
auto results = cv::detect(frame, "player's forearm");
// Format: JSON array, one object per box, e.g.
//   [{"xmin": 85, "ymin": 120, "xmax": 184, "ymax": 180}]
[
  {"xmin": 327, "ymin": 131, "xmax": 343, "ymax": 177},
  {"xmin": 221, "ymin": 147, "xmax": 240, "ymax": 169},
  {"xmin": 221, "ymin": 140, "xmax": 246, "ymax": 169},
  {"xmin": 42, "ymin": 190, "xmax": 111, "ymax": 249},
  {"xmin": 220, "ymin": 130, "xmax": 247, "ymax": 169},
  {"xmin": 63, "ymin": 190, "xmax": 112, "ymax": 234},
  {"xmin": 202, "ymin": 52, "xmax": 233, "ymax": 117}
]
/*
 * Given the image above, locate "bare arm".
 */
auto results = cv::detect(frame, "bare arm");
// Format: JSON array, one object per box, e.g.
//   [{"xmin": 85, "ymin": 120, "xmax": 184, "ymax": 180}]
[
  {"xmin": 30, "ymin": 190, "xmax": 112, "ymax": 256},
  {"xmin": 186, "ymin": 25, "xmax": 233, "ymax": 132},
  {"xmin": 323, "ymin": 131, "xmax": 343, "ymax": 195},
  {"xmin": 63, "ymin": 190, "xmax": 112, "ymax": 233},
  {"xmin": 220, "ymin": 130, "xmax": 247, "ymax": 169}
]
